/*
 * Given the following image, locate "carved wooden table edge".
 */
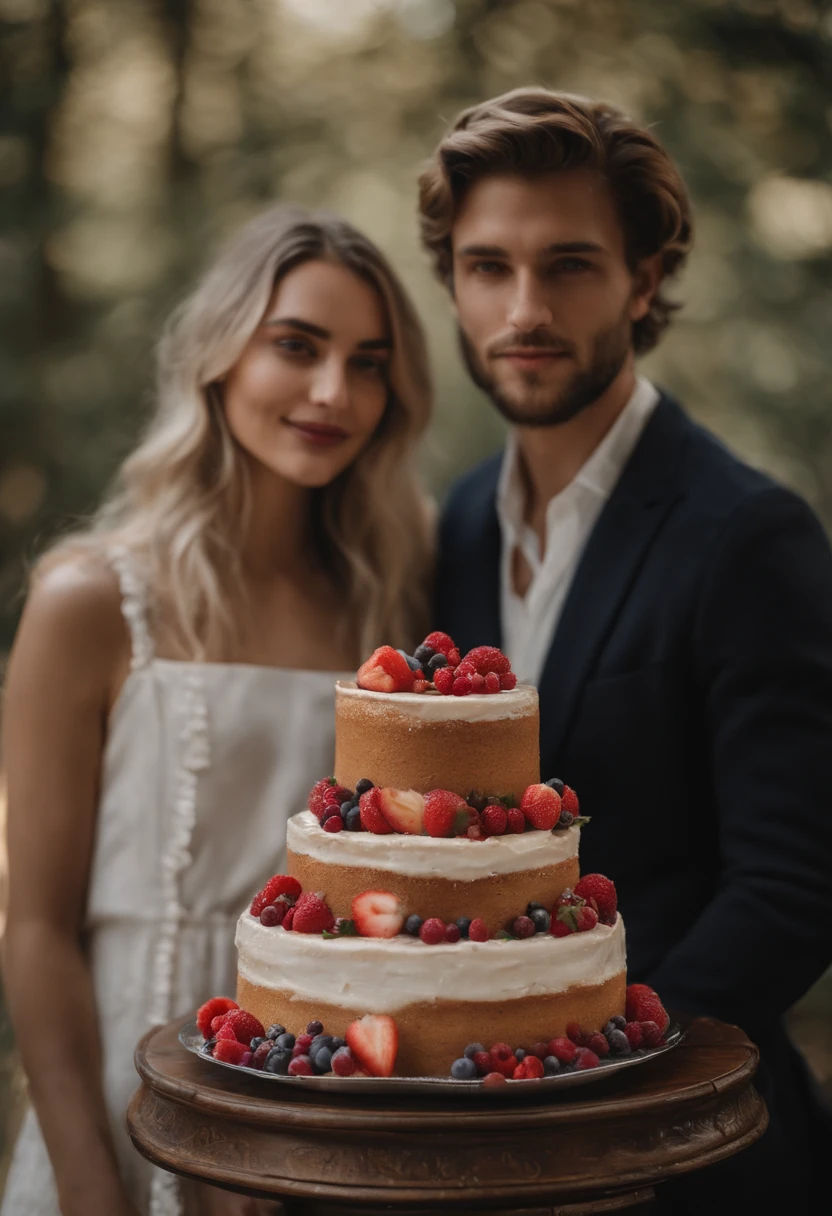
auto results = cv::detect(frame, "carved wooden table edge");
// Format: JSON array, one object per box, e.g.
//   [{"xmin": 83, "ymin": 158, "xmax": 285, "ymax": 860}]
[{"xmin": 127, "ymin": 1013, "xmax": 769, "ymax": 1211}]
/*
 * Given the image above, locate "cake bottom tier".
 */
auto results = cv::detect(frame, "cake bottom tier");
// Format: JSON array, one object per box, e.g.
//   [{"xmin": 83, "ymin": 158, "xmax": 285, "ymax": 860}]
[{"xmin": 235, "ymin": 912, "xmax": 627, "ymax": 1077}]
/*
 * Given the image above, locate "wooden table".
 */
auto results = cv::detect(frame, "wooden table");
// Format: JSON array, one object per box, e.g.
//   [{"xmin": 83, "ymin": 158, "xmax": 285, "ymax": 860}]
[{"xmin": 128, "ymin": 1015, "xmax": 767, "ymax": 1214}]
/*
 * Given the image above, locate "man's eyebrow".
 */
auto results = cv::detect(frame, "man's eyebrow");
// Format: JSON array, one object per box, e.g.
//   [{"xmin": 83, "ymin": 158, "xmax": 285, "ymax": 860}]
[
  {"xmin": 264, "ymin": 317, "xmax": 391, "ymax": 350},
  {"xmin": 456, "ymin": 241, "xmax": 607, "ymax": 257}
]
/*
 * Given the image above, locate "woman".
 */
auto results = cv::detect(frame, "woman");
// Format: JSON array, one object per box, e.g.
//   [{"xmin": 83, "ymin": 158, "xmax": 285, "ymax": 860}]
[{"xmin": 1, "ymin": 205, "xmax": 433, "ymax": 1216}]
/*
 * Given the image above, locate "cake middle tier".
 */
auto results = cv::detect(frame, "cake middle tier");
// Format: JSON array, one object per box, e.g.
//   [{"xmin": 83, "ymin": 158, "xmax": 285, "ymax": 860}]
[
  {"xmin": 287, "ymin": 811, "xmax": 580, "ymax": 932},
  {"xmin": 333, "ymin": 681, "xmax": 540, "ymax": 797}
]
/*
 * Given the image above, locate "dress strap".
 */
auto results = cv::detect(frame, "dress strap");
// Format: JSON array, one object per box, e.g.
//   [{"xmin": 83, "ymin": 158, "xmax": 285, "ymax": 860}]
[{"xmin": 107, "ymin": 544, "xmax": 154, "ymax": 671}]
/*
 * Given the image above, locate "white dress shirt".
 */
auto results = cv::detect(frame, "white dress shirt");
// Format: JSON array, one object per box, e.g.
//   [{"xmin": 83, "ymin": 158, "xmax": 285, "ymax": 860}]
[{"xmin": 497, "ymin": 376, "xmax": 660, "ymax": 685}]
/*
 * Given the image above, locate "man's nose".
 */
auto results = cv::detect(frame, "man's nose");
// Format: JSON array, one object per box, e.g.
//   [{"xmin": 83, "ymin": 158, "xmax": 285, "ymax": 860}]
[{"xmin": 507, "ymin": 271, "xmax": 553, "ymax": 332}]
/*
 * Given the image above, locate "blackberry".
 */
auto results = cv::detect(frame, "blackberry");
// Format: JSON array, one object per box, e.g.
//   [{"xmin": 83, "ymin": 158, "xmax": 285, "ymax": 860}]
[
  {"xmin": 355, "ymin": 778, "xmax": 374, "ymax": 796},
  {"xmin": 404, "ymin": 914, "xmax": 423, "ymax": 936}
]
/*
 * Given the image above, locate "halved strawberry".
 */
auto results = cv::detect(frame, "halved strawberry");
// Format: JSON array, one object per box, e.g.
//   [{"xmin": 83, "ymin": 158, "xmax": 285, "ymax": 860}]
[
  {"xmin": 359, "ymin": 788, "xmax": 394, "ymax": 834},
  {"xmin": 292, "ymin": 892, "xmax": 335, "ymax": 934},
  {"xmin": 352, "ymin": 890, "xmax": 405, "ymax": 938},
  {"xmin": 520, "ymin": 783, "xmax": 562, "ymax": 830},
  {"xmin": 197, "ymin": 996, "xmax": 238, "ymax": 1039},
  {"xmin": 423, "ymin": 789, "xmax": 477, "ymax": 838},
  {"xmin": 345, "ymin": 1013, "xmax": 399, "ymax": 1077},
  {"xmin": 377, "ymin": 788, "xmax": 425, "ymax": 834},
  {"xmin": 357, "ymin": 646, "xmax": 418, "ymax": 693}
]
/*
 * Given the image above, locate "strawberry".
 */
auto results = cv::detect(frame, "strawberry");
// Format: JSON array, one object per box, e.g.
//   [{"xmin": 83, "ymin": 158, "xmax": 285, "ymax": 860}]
[
  {"xmin": 359, "ymin": 788, "xmax": 394, "ymax": 835},
  {"xmin": 376, "ymin": 787, "xmax": 425, "ymax": 835},
  {"xmin": 357, "ymin": 645, "xmax": 417, "ymax": 693},
  {"xmin": 506, "ymin": 807, "xmax": 525, "ymax": 834},
  {"xmin": 513, "ymin": 1055, "xmax": 544, "ymax": 1079},
  {"xmin": 345, "ymin": 1013, "xmax": 399, "ymax": 1077},
  {"xmin": 499, "ymin": 672, "xmax": 517, "ymax": 690},
  {"xmin": 463, "ymin": 646, "xmax": 512, "ymax": 676},
  {"xmin": 574, "ymin": 874, "xmax": 618, "ymax": 926},
  {"xmin": 556, "ymin": 904, "xmax": 598, "ymax": 933},
  {"xmin": 197, "ymin": 996, "xmax": 238, "ymax": 1039},
  {"xmin": 639, "ymin": 1020, "xmax": 664, "ymax": 1047},
  {"xmin": 423, "ymin": 790, "xmax": 476, "ymax": 838},
  {"xmin": 481, "ymin": 805, "xmax": 507, "ymax": 836},
  {"xmin": 433, "ymin": 667, "xmax": 454, "ymax": 695},
  {"xmin": 282, "ymin": 905, "xmax": 295, "ymax": 931},
  {"xmin": 561, "ymin": 785, "xmax": 580, "ymax": 816},
  {"xmin": 250, "ymin": 875, "xmax": 302, "ymax": 917},
  {"xmin": 351, "ymin": 890, "xmax": 405, "ymax": 938},
  {"xmin": 550, "ymin": 919, "xmax": 572, "ymax": 937},
  {"xmin": 292, "ymin": 892, "xmax": 335, "ymax": 934},
  {"xmin": 520, "ymin": 784, "xmax": 562, "ymax": 830},
  {"xmin": 213, "ymin": 1038, "xmax": 250, "ymax": 1066},
  {"xmin": 422, "ymin": 631, "xmax": 456, "ymax": 658},
  {"xmin": 221, "ymin": 1009, "xmax": 265, "ymax": 1045},
  {"xmin": 625, "ymin": 984, "xmax": 670, "ymax": 1032}
]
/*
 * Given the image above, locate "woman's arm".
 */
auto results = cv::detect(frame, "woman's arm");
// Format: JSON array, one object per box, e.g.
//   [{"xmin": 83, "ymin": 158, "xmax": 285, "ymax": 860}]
[{"xmin": 2, "ymin": 558, "xmax": 140, "ymax": 1216}]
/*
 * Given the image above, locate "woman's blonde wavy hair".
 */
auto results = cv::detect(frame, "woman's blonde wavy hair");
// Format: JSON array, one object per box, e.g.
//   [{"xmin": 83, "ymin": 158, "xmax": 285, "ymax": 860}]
[{"xmin": 42, "ymin": 205, "xmax": 434, "ymax": 661}]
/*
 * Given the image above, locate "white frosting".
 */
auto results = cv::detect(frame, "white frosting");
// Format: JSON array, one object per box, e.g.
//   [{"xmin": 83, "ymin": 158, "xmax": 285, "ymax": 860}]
[
  {"xmin": 287, "ymin": 810, "xmax": 580, "ymax": 878},
  {"xmin": 236, "ymin": 912, "xmax": 625, "ymax": 1012},
  {"xmin": 336, "ymin": 680, "xmax": 538, "ymax": 724}
]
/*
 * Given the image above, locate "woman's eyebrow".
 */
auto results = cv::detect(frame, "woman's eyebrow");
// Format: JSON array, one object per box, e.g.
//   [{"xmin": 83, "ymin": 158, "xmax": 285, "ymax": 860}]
[{"xmin": 264, "ymin": 317, "xmax": 391, "ymax": 350}]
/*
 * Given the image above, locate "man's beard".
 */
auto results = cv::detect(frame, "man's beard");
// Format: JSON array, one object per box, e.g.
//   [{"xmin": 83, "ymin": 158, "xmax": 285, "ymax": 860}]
[{"xmin": 458, "ymin": 313, "xmax": 631, "ymax": 428}]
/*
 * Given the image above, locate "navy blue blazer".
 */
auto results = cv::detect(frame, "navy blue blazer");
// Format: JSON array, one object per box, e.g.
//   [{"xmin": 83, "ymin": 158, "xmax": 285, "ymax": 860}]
[{"xmin": 436, "ymin": 393, "xmax": 832, "ymax": 1211}]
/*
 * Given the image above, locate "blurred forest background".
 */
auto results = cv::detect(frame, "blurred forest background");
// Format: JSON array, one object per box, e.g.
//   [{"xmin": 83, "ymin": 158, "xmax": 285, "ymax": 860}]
[{"xmin": 1, "ymin": 0, "xmax": 831, "ymax": 1191}]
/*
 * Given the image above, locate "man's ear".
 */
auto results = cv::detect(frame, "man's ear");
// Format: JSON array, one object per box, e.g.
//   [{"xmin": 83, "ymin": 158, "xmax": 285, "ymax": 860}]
[{"xmin": 629, "ymin": 254, "xmax": 663, "ymax": 323}]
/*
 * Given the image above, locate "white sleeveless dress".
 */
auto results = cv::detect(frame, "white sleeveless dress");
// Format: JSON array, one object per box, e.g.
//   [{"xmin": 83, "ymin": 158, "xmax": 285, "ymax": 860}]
[{"xmin": 2, "ymin": 550, "xmax": 350, "ymax": 1216}]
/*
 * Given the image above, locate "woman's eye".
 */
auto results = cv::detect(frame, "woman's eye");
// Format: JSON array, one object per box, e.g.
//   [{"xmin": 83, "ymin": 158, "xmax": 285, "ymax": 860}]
[
  {"xmin": 276, "ymin": 337, "xmax": 314, "ymax": 356},
  {"xmin": 352, "ymin": 357, "xmax": 387, "ymax": 376}
]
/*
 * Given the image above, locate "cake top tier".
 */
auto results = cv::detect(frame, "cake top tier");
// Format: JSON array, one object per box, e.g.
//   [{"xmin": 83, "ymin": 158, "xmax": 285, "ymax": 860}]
[{"xmin": 336, "ymin": 680, "xmax": 539, "ymax": 724}]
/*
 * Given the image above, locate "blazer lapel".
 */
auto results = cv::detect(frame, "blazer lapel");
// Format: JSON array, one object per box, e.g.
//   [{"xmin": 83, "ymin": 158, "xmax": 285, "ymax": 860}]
[{"xmin": 537, "ymin": 395, "xmax": 692, "ymax": 760}]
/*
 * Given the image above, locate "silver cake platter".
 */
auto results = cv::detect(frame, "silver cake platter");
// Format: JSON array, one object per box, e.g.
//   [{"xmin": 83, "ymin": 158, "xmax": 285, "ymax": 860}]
[{"xmin": 179, "ymin": 1020, "xmax": 685, "ymax": 1098}]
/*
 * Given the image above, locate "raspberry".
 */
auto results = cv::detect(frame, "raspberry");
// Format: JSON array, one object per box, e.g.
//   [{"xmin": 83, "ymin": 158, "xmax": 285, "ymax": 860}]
[
  {"xmin": 433, "ymin": 667, "xmax": 454, "ymax": 695},
  {"xmin": 215, "ymin": 1023, "xmax": 238, "ymax": 1041},
  {"xmin": 221, "ymin": 1009, "xmax": 265, "ymax": 1045},
  {"xmin": 468, "ymin": 918, "xmax": 489, "ymax": 942},
  {"xmin": 412, "ymin": 679, "xmax": 430, "ymax": 693},
  {"xmin": 529, "ymin": 1042, "xmax": 550, "ymax": 1060},
  {"xmin": 484, "ymin": 672, "xmax": 501, "ymax": 694},
  {"xmin": 483, "ymin": 1070, "xmax": 507, "ymax": 1087},
  {"xmin": 623, "ymin": 1022, "xmax": 643, "ymax": 1049},
  {"xmin": 547, "ymin": 1037, "xmax": 578, "ymax": 1064},
  {"xmin": 213, "ymin": 1039, "xmax": 250, "ymax": 1066},
  {"xmin": 566, "ymin": 1022, "xmax": 594, "ymax": 1048},
  {"xmin": 211, "ymin": 1014, "xmax": 228, "ymax": 1035},
  {"xmin": 463, "ymin": 646, "xmax": 512, "ymax": 676},
  {"xmin": 574, "ymin": 874, "xmax": 618, "ymax": 926},
  {"xmin": 466, "ymin": 821, "xmax": 486, "ymax": 840},
  {"xmin": 587, "ymin": 1033, "xmax": 610, "ymax": 1057},
  {"xmin": 499, "ymin": 672, "xmax": 517, "ymax": 690},
  {"xmin": 513, "ymin": 1055, "xmax": 544, "ymax": 1079},
  {"xmin": 573, "ymin": 1047, "xmax": 600, "ymax": 1070},
  {"xmin": 471, "ymin": 672, "xmax": 486, "ymax": 692},
  {"xmin": 307, "ymin": 777, "xmax": 339, "ymax": 820},
  {"xmin": 444, "ymin": 922, "xmax": 461, "ymax": 943},
  {"xmin": 489, "ymin": 1043, "xmax": 518, "ymax": 1077},
  {"xmin": 453, "ymin": 675, "xmax": 474, "ymax": 696},
  {"xmin": 292, "ymin": 893, "xmax": 335, "ymax": 934},
  {"xmin": 472, "ymin": 1050, "xmax": 493, "ymax": 1075},
  {"xmin": 250, "ymin": 875, "xmax": 302, "ymax": 917},
  {"xmin": 197, "ymin": 996, "xmax": 238, "ymax": 1039},
  {"xmin": 512, "ymin": 915, "xmax": 535, "ymax": 939},
  {"xmin": 482, "ymin": 805, "xmax": 507, "ymax": 836},
  {"xmin": 506, "ymin": 807, "xmax": 525, "ymax": 834},
  {"xmin": 447, "ymin": 647, "xmax": 461, "ymax": 667},
  {"xmin": 639, "ymin": 1020, "xmax": 664, "ymax": 1047},
  {"xmin": 455, "ymin": 660, "xmax": 477, "ymax": 677},
  {"xmin": 419, "ymin": 917, "xmax": 446, "ymax": 945},
  {"xmin": 422, "ymin": 631, "xmax": 456, "ymax": 658},
  {"xmin": 561, "ymin": 785, "xmax": 580, "ymax": 816}
]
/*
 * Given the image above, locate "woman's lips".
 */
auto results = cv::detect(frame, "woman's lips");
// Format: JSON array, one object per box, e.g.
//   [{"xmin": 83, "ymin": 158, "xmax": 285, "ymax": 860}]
[{"xmin": 285, "ymin": 419, "xmax": 350, "ymax": 448}]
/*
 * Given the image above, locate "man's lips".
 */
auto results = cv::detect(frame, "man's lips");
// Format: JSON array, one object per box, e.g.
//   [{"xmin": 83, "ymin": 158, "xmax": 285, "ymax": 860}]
[
  {"xmin": 284, "ymin": 419, "xmax": 350, "ymax": 447},
  {"xmin": 498, "ymin": 349, "xmax": 570, "ymax": 369}
]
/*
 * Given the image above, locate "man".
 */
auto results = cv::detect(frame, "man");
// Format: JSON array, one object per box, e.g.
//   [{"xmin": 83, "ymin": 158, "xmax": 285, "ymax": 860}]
[{"xmin": 422, "ymin": 88, "xmax": 832, "ymax": 1212}]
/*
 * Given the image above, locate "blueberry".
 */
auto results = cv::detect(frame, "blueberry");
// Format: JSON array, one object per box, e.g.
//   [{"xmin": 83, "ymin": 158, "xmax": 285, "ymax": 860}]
[
  {"xmin": 463, "ymin": 1042, "xmax": 486, "ymax": 1059},
  {"xmin": 397, "ymin": 649, "xmax": 422, "ymax": 672},
  {"xmin": 202, "ymin": 1038, "xmax": 217, "ymax": 1054},
  {"xmin": 543, "ymin": 1055, "xmax": 561, "ymax": 1076},
  {"xmin": 349, "ymin": 794, "xmax": 361, "ymax": 809},
  {"xmin": 405, "ymin": 914, "xmax": 423, "ymax": 936},
  {"xmin": 310, "ymin": 1034, "xmax": 333, "ymax": 1055},
  {"xmin": 346, "ymin": 807, "xmax": 362, "ymax": 831},
  {"xmin": 607, "ymin": 1029, "xmax": 631, "ymax": 1056},
  {"xmin": 514, "ymin": 1048, "xmax": 527, "ymax": 1062},
  {"xmin": 307, "ymin": 1020, "xmax": 324, "ymax": 1036},
  {"xmin": 546, "ymin": 778, "xmax": 565, "ymax": 795},
  {"xmin": 266, "ymin": 1024, "xmax": 286, "ymax": 1040},
  {"xmin": 263, "ymin": 1048, "xmax": 291, "ymax": 1074},
  {"xmin": 249, "ymin": 1037, "xmax": 266, "ymax": 1051},
  {"xmin": 606, "ymin": 1014, "xmax": 627, "ymax": 1031},
  {"xmin": 355, "ymin": 778, "xmax": 374, "ymax": 796},
  {"xmin": 466, "ymin": 791, "xmax": 488, "ymax": 812},
  {"xmin": 313, "ymin": 1046, "xmax": 333, "ymax": 1074},
  {"xmin": 530, "ymin": 908, "xmax": 551, "ymax": 934},
  {"xmin": 340, "ymin": 800, "xmax": 353, "ymax": 818},
  {"xmin": 527, "ymin": 902, "xmax": 546, "ymax": 914},
  {"xmin": 428, "ymin": 653, "xmax": 447, "ymax": 672},
  {"xmin": 414, "ymin": 644, "xmax": 436, "ymax": 665},
  {"xmin": 450, "ymin": 1056, "xmax": 478, "ymax": 1080},
  {"xmin": 330, "ymin": 1036, "xmax": 345, "ymax": 1051},
  {"xmin": 456, "ymin": 917, "xmax": 472, "ymax": 939},
  {"xmin": 558, "ymin": 810, "xmax": 575, "ymax": 828},
  {"xmin": 274, "ymin": 1032, "xmax": 295, "ymax": 1051}
]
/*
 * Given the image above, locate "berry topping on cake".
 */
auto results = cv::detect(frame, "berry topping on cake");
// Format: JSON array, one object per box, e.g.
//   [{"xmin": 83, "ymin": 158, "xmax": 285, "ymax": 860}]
[
  {"xmin": 421, "ymin": 631, "xmax": 457, "ymax": 658},
  {"xmin": 587, "ymin": 1032, "xmax": 610, "ymax": 1057},
  {"xmin": 512, "ymin": 915, "xmax": 535, "ymax": 939},
  {"xmin": 499, "ymin": 672, "xmax": 517, "ymax": 690},
  {"xmin": 213, "ymin": 1039, "xmax": 251, "ymax": 1066},
  {"xmin": 288, "ymin": 1055, "xmax": 315, "ymax": 1076},
  {"xmin": 412, "ymin": 679, "xmax": 431, "ymax": 693},
  {"xmin": 259, "ymin": 903, "xmax": 287, "ymax": 927},
  {"xmin": 351, "ymin": 890, "xmax": 405, "ymax": 939},
  {"xmin": 561, "ymin": 785, "xmax": 580, "ymax": 816},
  {"xmin": 452, "ymin": 675, "xmax": 474, "ymax": 696},
  {"xmin": 489, "ymin": 1043, "xmax": 518, "ymax": 1077},
  {"xmin": 468, "ymin": 917, "xmax": 489, "ymax": 942},
  {"xmin": 574, "ymin": 874, "xmax": 618, "ymax": 925},
  {"xmin": 404, "ymin": 914, "xmax": 423, "ymax": 936},
  {"xmin": 292, "ymin": 893, "xmax": 335, "ymax": 935},
  {"xmin": 573, "ymin": 1047, "xmax": 601, "ymax": 1070},
  {"xmin": 251, "ymin": 1040, "xmax": 274, "ymax": 1069},
  {"xmin": 282, "ymin": 905, "xmax": 295, "ymax": 930},
  {"xmin": 357, "ymin": 645, "xmax": 420, "ymax": 693},
  {"xmin": 556, "ymin": 904, "xmax": 598, "ymax": 933},
  {"xmin": 463, "ymin": 646, "xmax": 511, "ymax": 675},
  {"xmin": 419, "ymin": 917, "xmax": 446, "ymax": 945},
  {"xmin": 432, "ymin": 666, "xmax": 455, "ymax": 695},
  {"xmin": 214, "ymin": 1023, "xmax": 238, "ymax": 1042},
  {"xmin": 529, "ymin": 907, "xmax": 551, "ymax": 933},
  {"xmin": 308, "ymin": 777, "xmax": 348, "ymax": 821},
  {"xmin": 520, "ymin": 784, "xmax": 562, "ymax": 830},
  {"xmin": 548, "ymin": 1036, "xmax": 578, "ymax": 1063},
  {"xmin": 197, "ymin": 996, "xmax": 238, "ymax": 1039},
  {"xmin": 625, "ymin": 984, "xmax": 670, "ymax": 1032},
  {"xmin": 639, "ymin": 1021, "xmax": 664, "ymax": 1047},
  {"xmin": 423, "ymin": 789, "xmax": 476, "ymax": 838},
  {"xmin": 221, "ymin": 1009, "xmax": 265, "ymax": 1045},
  {"xmin": 506, "ymin": 807, "xmax": 525, "ymax": 834},
  {"xmin": 550, "ymin": 918, "xmax": 572, "ymax": 937},
  {"xmin": 346, "ymin": 1014, "xmax": 398, "ymax": 1077},
  {"xmin": 322, "ymin": 815, "xmax": 343, "ymax": 833},
  {"xmin": 359, "ymin": 788, "xmax": 395, "ymax": 835},
  {"xmin": 376, "ymin": 787, "xmax": 426, "ymax": 834},
  {"xmin": 481, "ymin": 805, "xmax": 507, "ymax": 836},
  {"xmin": 250, "ymin": 874, "xmax": 302, "ymax": 917},
  {"xmin": 443, "ymin": 921, "xmax": 461, "ymax": 943}
]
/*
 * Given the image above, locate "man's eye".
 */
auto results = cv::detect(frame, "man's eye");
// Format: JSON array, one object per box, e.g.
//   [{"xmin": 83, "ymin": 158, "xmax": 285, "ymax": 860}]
[
  {"xmin": 472, "ymin": 261, "xmax": 505, "ymax": 275},
  {"xmin": 555, "ymin": 258, "xmax": 591, "ymax": 273}
]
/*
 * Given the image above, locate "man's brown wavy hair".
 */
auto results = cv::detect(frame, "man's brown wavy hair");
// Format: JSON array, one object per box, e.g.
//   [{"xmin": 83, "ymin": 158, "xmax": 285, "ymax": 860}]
[{"xmin": 418, "ymin": 88, "xmax": 693, "ymax": 355}]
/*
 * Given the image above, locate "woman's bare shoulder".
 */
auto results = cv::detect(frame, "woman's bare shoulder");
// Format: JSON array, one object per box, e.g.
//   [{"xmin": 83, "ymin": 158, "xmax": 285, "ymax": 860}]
[{"xmin": 20, "ymin": 551, "xmax": 128, "ymax": 665}]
